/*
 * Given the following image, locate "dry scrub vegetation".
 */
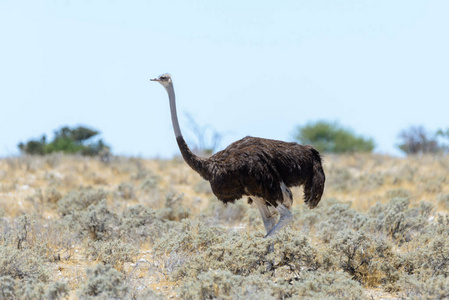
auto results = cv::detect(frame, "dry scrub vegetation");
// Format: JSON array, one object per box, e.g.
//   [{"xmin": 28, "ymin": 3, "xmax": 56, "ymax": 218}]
[{"xmin": 1, "ymin": 153, "xmax": 449, "ymax": 299}]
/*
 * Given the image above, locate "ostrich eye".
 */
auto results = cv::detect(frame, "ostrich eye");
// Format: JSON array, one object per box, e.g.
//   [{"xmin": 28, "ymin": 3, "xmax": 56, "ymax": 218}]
[{"xmin": 160, "ymin": 76, "xmax": 167, "ymax": 80}]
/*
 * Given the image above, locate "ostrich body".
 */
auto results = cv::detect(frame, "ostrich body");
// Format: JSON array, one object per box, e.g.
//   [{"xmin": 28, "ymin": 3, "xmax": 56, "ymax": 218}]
[{"xmin": 151, "ymin": 74, "xmax": 325, "ymax": 237}]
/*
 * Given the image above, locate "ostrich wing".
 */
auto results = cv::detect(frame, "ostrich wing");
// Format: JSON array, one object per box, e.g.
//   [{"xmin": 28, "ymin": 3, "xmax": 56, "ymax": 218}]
[{"xmin": 206, "ymin": 136, "xmax": 324, "ymax": 208}]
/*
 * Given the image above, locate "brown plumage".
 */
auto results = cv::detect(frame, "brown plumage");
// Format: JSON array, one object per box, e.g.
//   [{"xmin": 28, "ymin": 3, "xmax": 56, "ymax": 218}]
[{"xmin": 151, "ymin": 74, "xmax": 325, "ymax": 237}]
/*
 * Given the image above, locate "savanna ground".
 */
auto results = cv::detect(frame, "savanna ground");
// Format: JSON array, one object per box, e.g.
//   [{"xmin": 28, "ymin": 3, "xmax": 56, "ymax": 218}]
[{"xmin": 1, "ymin": 153, "xmax": 449, "ymax": 299}]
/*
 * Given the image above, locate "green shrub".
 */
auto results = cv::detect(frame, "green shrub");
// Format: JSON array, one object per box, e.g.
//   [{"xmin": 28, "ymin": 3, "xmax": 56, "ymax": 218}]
[
  {"xmin": 18, "ymin": 136, "xmax": 47, "ymax": 155},
  {"xmin": 18, "ymin": 125, "xmax": 110, "ymax": 156},
  {"xmin": 294, "ymin": 121, "xmax": 375, "ymax": 153}
]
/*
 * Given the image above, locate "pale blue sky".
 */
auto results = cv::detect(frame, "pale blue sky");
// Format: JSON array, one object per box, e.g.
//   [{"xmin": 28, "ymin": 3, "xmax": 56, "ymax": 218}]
[{"xmin": 1, "ymin": 1, "xmax": 448, "ymax": 158}]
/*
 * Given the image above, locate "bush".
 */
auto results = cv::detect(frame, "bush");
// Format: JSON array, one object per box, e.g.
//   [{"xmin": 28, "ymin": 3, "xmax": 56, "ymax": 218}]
[
  {"xmin": 77, "ymin": 264, "xmax": 129, "ymax": 299},
  {"xmin": 397, "ymin": 125, "xmax": 443, "ymax": 155},
  {"xmin": 0, "ymin": 278, "xmax": 69, "ymax": 300},
  {"xmin": 437, "ymin": 194, "xmax": 449, "ymax": 209},
  {"xmin": 366, "ymin": 198, "xmax": 432, "ymax": 243},
  {"xmin": 119, "ymin": 204, "xmax": 168, "ymax": 244},
  {"xmin": 179, "ymin": 269, "xmax": 273, "ymax": 300},
  {"xmin": 0, "ymin": 276, "xmax": 16, "ymax": 299},
  {"xmin": 135, "ymin": 289, "xmax": 166, "ymax": 300},
  {"xmin": 315, "ymin": 202, "xmax": 367, "ymax": 243},
  {"xmin": 83, "ymin": 200, "xmax": 119, "ymax": 241},
  {"xmin": 399, "ymin": 274, "xmax": 449, "ymax": 299},
  {"xmin": 157, "ymin": 192, "xmax": 190, "ymax": 221},
  {"xmin": 328, "ymin": 230, "xmax": 400, "ymax": 287},
  {"xmin": 0, "ymin": 241, "xmax": 49, "ymax": 282},
  {"xmin": 294, "ymin": 121, "xmax": 375, "ymax": 153},
  {"xmin": 18, "ymin": 136, "xmax": 47, "ymax": 155},
  {"xmin": 156, "ymin": 223, "xmax": 323, "ymax": 282},
  {"xmin": 58, "ymin": 188, "xmax": 108, "ymax": 216},
  {"xmin": 116, "ymin": 183, "xmax": 135, "ymax": 200},
  {"xmin": 58, "ymin": 189, "xmax": 118, "ymax": 241},
  {"xmin": 290, "ymin": 271, "xmax": 367, "ymax": 300},
  {"xmin": 18, "ymin": 125, "xmax": 110, "ymax": 156},
  {"xmin": 179, "ymin": 269, "xmax": 366, "ymax": 300},
  {"xmin": 86, "ymin": 240, "xmax": 138, "ymax": 270},
  {"xmin": 44, "ymin": 281, "xmax": 69, "ymax": 300}
]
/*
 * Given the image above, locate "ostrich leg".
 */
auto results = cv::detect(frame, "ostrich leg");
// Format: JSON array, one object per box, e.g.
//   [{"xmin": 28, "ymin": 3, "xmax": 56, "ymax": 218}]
[
  {"xmin": 265, "ymin": 183, "xmax": 294, "ymax": 237},
  {"xmin": 265, "ymin": 204, "xmax": 293, "ymax": 237},
  {"xmin": 253, "ymin": 197, "xmax": 277, "ymax": 254},
  {"xmin": 253, "ymin": 197, "xmax": 276, "ymax": 234}
]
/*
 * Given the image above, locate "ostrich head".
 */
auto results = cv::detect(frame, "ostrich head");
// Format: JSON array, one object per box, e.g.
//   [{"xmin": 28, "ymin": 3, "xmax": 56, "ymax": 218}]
[{"xmin": 150, "ymin": 73, "xmax": 172, "ymax": 89}]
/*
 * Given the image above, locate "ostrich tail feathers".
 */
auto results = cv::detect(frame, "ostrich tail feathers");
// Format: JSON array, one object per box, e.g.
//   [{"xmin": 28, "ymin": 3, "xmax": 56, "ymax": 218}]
[{"xmin": 303, "ymin": 149, "xmax": 325, "ymax": 209}]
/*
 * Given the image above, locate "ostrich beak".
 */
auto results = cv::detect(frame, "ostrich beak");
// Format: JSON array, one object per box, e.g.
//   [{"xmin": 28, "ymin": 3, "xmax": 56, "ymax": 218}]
[{"xmin": 150, "ymin": 78, "xmax": 158, "ymax": 82}]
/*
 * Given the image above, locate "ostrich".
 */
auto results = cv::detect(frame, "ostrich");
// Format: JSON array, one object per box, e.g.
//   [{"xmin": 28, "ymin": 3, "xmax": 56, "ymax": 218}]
[{"xmin": 151, "ymin": 74, "xmax": 325, "ymax": 237}]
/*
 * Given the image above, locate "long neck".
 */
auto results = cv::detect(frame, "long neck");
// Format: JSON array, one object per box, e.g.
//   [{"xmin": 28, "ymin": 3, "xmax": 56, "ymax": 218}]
[
  {"xmin": 165, "ymin": 84, "xmax": 210, "ymax": 180},
  {"xmin": 167, "ymin": 84, "xmax": 182, "ymax": 138}
]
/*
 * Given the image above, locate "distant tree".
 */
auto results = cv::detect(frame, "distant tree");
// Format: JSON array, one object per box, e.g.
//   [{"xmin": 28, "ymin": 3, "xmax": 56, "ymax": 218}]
[
  {"xmin": 397, "ymin": 125, "xmax": 442, "ymax": 155},
  {"xmin": 185, "ymin": 113, "xmax": 222, "ymax": 156},
  {"xmin": 18, "ymin": 125, "xmax": 110, "ymax": 156},
  {"xmin": 18, "ymin": 135, "xmax": 47, "ymax": 155},
  {"xmin": 437, "ymin": 128, "xmax": 449, "ymax": 153},
  {"xmin": 294, "ymin": 121, "xmax": 375, "ymax": 153},
  {"xmin": 54, "ymin": 126, "xmax": 99, "ymax": 144}
]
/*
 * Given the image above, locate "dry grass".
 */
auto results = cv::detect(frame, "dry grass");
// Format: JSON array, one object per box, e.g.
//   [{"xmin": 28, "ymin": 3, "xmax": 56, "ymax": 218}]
[{"xmin": 0, "ymin": 153, "xmax": 448, "ymax": 299}]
